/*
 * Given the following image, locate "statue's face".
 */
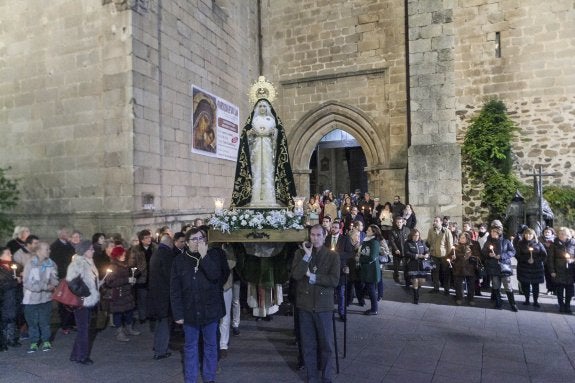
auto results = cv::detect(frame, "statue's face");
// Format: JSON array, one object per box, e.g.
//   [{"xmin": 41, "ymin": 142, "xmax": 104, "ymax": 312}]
[{"xmin": 257, "ymin": 102, "xmax": 269, "ymax": 116}]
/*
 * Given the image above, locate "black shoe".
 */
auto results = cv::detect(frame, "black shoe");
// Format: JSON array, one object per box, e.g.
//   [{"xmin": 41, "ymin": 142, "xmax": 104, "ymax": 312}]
[
  {"xmin": 443, "ymin": 290, "xmax": 450, "ymax": 296},
  {"xmin": 523, "ymin": 300, "xmax": 530, "ymax": 306},
  {"xmin": 363, "ymin": 309, "xmax": 377, "ymax": 315},
  {"xmin": 219, "ymin": 349, "xmax": 228, "ymax": 359},
  {"xmin": 79, "ymin": 358, "xmax": 94, "ymax": 365},
  {"xmin": 153, "ymin": 352, "xmax": 172, "ymax": 360},
  {"xmin": 338, "ymin": 314, "xmax": 346, "ymax": 322},
  {"xmin": 232, "ymin": 326, "xmax": 240, "ymax": 336},
  {"xmin": 533, "ymin": 302, "xmax": 540, "ymax": 308}
]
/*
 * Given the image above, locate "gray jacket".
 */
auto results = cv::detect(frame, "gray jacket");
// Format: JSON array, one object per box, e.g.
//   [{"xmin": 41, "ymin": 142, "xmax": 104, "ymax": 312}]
[{"xmin": 22, "ymin": 256, "xmax": 59, "ymax": 305}]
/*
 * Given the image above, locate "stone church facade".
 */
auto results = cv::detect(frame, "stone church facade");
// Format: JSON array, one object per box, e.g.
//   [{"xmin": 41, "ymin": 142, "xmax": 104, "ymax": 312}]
[{"xmin": 1, "ymin": 0, "xmax": 573, "ymax": 239}]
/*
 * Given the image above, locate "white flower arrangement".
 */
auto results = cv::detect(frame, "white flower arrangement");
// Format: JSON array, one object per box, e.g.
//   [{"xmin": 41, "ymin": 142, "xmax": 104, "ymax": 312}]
[{"xmin": 208, "ymin": 209, "xmax": 305, "ymax": 233}]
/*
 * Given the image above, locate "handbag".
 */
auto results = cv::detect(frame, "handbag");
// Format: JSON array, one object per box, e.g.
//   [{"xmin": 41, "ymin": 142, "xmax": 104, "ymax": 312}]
[
  {"xmin": 68, "ymin": 275, "xmax": 91, "ymax": 297},
  {"xmin": 52, "ymin": 280, "xmax": 82, "ymax": 308},
  {"xmin": 379, "ymin": 254, "xmax": 391, "ymax": 264},
  {"xmin": 422, "ymin": 259, "xmax": 436, "ymax": 272}
]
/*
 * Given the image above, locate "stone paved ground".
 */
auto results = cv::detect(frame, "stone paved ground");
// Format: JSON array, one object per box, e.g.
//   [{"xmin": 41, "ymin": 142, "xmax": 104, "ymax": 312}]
[{"xmin": 3, "ymin": 271, "xmax": 575, "ymax": 383}]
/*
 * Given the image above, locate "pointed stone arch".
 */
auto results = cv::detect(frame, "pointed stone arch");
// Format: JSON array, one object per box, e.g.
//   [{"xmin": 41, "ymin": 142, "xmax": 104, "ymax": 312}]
[{"xmin": 287, "ymin": 101, "xmax": 390, "ymax": 197}]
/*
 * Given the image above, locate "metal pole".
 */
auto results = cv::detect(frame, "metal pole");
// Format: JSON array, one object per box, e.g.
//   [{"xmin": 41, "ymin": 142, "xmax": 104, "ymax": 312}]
[
  {"xmin": 343, "ymin": 273, "xmax": 348, "ymax": 359},
  {"xmin": 332, "ymin": 312, "xmax": 340, "ymax": 374}
]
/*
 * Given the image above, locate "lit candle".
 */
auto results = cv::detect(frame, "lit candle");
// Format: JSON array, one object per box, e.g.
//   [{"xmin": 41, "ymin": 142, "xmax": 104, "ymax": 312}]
[
  {"xmin": 101, "ymin": 268, "xmax": 113, "ymax": 282},
  {"xmin": 130, "ymin": 267, "xmax": 138, "ymax": 278},
  {"xmin": 214, "ymin": 197, "xmax": 225, "ymax": 214},
  {"xmin": 10, "ymin": 264, "xmax": 17, "ymax": 278},
  {"xmin": 528, "ymin": 247, "xmax": 534, "ymax": 264}
]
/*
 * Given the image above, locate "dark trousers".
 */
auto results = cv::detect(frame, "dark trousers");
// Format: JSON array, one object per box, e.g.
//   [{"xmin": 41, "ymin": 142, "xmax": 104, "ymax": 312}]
[
  {"xmin": 136, "ymin": 285, "xmax": 148, "ymax": 321},
  {"xmin": 153, "ymin": 317, "xmax": 171, "ymax": 356},
  {"xmin": 71, "ymin": 307, "xmax": 91, "ymax": 361},
  {"xmin": 454, "ymin": 276, "xmax": 476, "ymax": 301},
  {"xmin": 432, "ymin": 257, "xmax": 452, "ymax": 291},
  {"xmin": 392, "ymin": 256, "xmax": 402, "ymax": 280},
  {"xmin": 520, "ymin": 282, "xmax": 540, "ymax": 302},
  {"xmin": 346, "ymin": 280, "xmax": 365, "ymax": 306},
  {"xmin": 299, "ymin": 310, "xmax": 334, "ymax": 383},
  {"xmin": 58, "ymin": 302, "xmax": 75, "ymax": 330},
  {"xmin": 364, "ymin": 282, "xmax": 378, "ymax": 313}
]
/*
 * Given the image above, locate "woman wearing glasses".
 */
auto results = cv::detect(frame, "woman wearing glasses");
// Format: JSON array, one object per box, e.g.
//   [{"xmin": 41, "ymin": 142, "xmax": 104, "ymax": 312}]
[{"xmin": 170, "ymin": 227, "xmax": 230, "ymax": 383}]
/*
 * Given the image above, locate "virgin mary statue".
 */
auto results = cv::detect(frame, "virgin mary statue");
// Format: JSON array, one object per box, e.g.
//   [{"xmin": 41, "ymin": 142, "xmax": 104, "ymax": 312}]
[{"xmin": 231, "ymin": 95, "xmax": 296, "ymax": 208}]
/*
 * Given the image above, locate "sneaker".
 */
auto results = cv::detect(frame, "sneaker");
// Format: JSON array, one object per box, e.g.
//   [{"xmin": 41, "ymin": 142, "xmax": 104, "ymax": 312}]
[
  {"xmin": 232, "ymin": 326, "xmax": 240, "ymax": 336},
  {"xmin": 41, "ymin": 341, "xmax": 52, "ymax": 352},
  {"xmin": 27, "ymin": 344, "xmax": 39, "ymax": 353}
]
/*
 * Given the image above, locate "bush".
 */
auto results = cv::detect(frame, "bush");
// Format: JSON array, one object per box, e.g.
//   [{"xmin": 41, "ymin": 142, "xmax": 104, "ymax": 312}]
[{"xmin": 0, "ymin": 167, "xmax": 19, "ymax": 238}]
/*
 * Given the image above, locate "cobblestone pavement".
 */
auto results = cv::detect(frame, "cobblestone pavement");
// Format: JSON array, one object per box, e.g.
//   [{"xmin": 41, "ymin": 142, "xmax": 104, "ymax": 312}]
[{"xmin": 2, "ymin": 271, "xmax": 575, "ymax": 383}]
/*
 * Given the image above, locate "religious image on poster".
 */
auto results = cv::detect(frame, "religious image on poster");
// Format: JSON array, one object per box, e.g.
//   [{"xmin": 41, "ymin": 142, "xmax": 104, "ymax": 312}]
[{"xmin": 191, "ymin": 86, "xmax": 239, "ymax": 161}]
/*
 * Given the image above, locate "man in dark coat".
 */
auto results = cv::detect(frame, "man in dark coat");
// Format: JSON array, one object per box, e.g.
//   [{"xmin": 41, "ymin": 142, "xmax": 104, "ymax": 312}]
[
  {"xmin": 325, "ymin": 220, "xmax": 354, "ymax": 321},
  {"xmin": 171, "ymin": 227, "xmax": 229, "ymax": 383},
  {"xmin": 147, "ymin": 234, "xmax": 175, "ymax": 360},
  {"xmin": 343, "ymin": 206, "xmax": 365, "ymax": 235},
  {"xmin": 390, "ymin": 215, "xmax": 410, "ymax": 286}
]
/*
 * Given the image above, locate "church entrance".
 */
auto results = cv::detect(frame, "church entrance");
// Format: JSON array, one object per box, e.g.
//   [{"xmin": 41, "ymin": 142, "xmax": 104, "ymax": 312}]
[{"xmin": 308, "ymin": 129, "xmax": 368, "ymax": 197}]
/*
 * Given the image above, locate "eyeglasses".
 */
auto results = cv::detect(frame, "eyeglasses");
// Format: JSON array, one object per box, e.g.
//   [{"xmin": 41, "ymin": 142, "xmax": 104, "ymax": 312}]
[{"xmin": 189, "ymin": 236, "xmax": 205, "ymax": 243}]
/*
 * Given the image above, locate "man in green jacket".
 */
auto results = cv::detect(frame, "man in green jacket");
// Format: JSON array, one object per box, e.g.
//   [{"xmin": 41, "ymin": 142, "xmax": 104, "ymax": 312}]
[{"xmin": 292, "ymin": 224, "xmax": 340, "ymax": 383}]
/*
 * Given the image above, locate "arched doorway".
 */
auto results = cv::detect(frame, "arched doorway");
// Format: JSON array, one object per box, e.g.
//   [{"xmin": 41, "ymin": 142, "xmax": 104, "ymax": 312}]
[
  {"xmin": 288, "ymin": 101, "xmax": 393, "ymax": 200},
  {"xmin": 309, "ymin": 129, "xmax": 368, "ymax": 196}
]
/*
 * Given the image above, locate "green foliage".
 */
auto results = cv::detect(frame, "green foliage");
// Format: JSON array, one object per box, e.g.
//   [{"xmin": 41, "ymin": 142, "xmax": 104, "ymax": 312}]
[
  {"xmin": 462, "ymin": 99, "xmax": 520, "ymax": 219},
  {"xmin": 0, "ymin": 167, "xmax": 19, "ymax": 237},
  {"xmin": 544, "ymin": 186, "xmax": 575, "ymax": 224}
]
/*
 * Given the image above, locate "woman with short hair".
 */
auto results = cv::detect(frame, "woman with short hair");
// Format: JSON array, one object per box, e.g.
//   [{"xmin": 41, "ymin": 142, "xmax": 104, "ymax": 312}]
[
  {"xmin": 516, "ymin": 228, "xmax": 547, "ymax": 307},
  {"xmin": 548, "ymin": 227, "xmax": 575, "ymax": 313}
]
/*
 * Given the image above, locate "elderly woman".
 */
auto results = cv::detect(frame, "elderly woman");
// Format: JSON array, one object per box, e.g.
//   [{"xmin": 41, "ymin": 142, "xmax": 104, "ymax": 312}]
[
  {"xmin": 540, "ymin": 227, "xmax": 556, "ymax": 295},
  {"xmin": 548, "ymin": 227, "xmax": 575, "ymax": 314},
  {"xmin": 516, "ymin": 228, "xmax": 547, "ymax": 307},
  {"xmin": 360, "ymin": 225, "xmax": 382, "ymax": 315},
  {"xmin": 306, "ymin": 195, "xmax": 321, "ymax": 226},
  {"xmin": 481, "ymin": 224, "xmax": 517, "ymax": 311},
  {"xmin": 404, "ymin": 229, "xmax": 430, "ymax": 304},
  {"xmin": 22, "ymin": 242, "xmax": 58, "ymax": 353},
  {"xmin": 6, "ymin": 226, "xmax": 30, "ymax": 255},
  {"xmin": 66, "ymin": 240, "xmax": 100, "ymax": 364},
  {"xmin": 452, "ymin": 232, "xmax": 481, "ymax": 306}
]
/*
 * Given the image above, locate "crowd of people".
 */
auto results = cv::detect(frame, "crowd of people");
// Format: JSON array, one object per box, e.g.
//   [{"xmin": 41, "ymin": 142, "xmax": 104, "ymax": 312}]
[{"xmin": 1, "ymin": 189, "xmax": 574, "ymax": 383}]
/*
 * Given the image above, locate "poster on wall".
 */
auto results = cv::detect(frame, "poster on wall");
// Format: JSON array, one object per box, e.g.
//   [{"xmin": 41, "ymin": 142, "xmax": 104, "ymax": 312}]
[{"xmin": 191, "ymin": 85, "xmax": 240, "ymax": 161}]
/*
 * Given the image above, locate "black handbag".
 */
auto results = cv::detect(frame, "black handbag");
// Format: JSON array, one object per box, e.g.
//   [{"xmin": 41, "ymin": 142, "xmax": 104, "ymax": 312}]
[
  {"xmin": 422, "ymin": 259, "xmax": 436, "ymax": 272},
  {"xmin": 68, "ymin": 275, "xmax": 91, "ymax": 298}
]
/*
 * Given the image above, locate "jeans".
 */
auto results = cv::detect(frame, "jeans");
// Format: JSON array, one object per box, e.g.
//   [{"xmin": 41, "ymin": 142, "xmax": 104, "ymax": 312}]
[
  {"xmin": 364, "ymin": 282, "xmax": 378, "ymax": 313},
  {"xmin": 153, "ymin": 317, "xmax": 171, "ymax": 356},
  {"xmin": 299, "ymin": 310, "xmax": 334, "ymax": 383},
  {"xmin": 113, "ymin": 310, "xmax": 134, "ymax": 327},
  {"xmin": 183, "ymin": 321, "xmax": 218, "ymax": 383},
  {"xmin": 24, "ymin": 301, "xmax": 52, "ymax": 343},
  {"xmin": 71, "ymin": 307, "xmax": 91, "ymax": 361},
  {"xmin": 491, "ymin": 275, "xmax": 512, "ymax": 292}
]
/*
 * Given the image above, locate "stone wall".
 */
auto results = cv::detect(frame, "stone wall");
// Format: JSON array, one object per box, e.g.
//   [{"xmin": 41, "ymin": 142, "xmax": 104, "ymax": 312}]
[
  {"xmin": 407, "ymin": 0, "xmax": 463, "ymax": 233},
  {"xmin": 0, "ymin": 0, "xmax": 260, "ymax": 240},
  {"xmin": 260, "ymin": 0, "xmax": 408, "ymax": 202},
  {"xmin": 129, "ymin": 0, "xmax": 259, "ymax": 233},
  {"xmin": 454, "ymin": 0, "xmax": 575, "ymax": 224},
  {"xmin": 0, "ymin": 0, "xmax": 134, "ymax": 239}
]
